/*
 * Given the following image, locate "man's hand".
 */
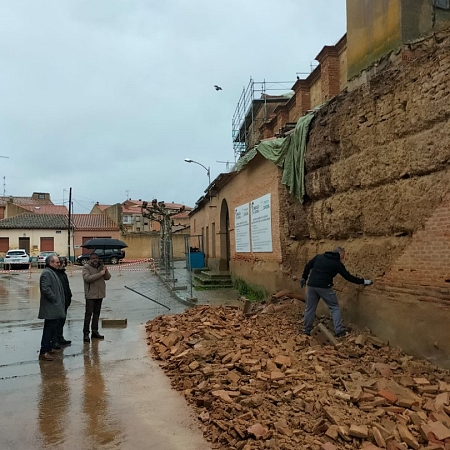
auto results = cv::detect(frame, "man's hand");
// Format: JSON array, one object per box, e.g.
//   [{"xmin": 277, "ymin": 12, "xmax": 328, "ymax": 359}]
[
  {"xmin": 100, "ymin": 268, "xmax": 107, "ymax": 276},
  {"xmin": 364, "ymin": 279, "xmax": 373, "ymax": 285},
  {"xmin": 300, "ymin": 278, "xmax": 306, "ymax": 288}
]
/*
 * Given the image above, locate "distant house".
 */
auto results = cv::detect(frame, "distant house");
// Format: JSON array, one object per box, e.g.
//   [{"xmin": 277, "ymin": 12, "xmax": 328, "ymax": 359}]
[
  {"xmin": 0, "ymin": 213, "xmax": 120, "ymax": 258},
  {"xmin": 90, "ymin": 199, "xmax": 191, "ymax": 234},
  {"xmin": 0, "ymin": 192, "xmax": 67, "ymax": 220},
  {"xmin": 71, "ymin": 214, "xmax": 121, "ymax": 258},
  {"xmin": 0, "ymin": 213, "xmax": 69, "ymax": 255}
]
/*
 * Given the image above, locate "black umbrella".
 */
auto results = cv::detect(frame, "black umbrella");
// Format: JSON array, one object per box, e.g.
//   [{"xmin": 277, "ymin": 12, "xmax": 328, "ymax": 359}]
[{"xmin": 81, "ymin": 238, "xmax": 128, "ymax": 250}]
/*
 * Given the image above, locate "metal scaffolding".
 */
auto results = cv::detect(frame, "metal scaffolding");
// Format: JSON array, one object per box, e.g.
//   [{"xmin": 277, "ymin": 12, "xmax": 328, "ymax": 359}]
[{"xmin": 232, "ymin": 78, "xmax": 295, "ymax": 160}]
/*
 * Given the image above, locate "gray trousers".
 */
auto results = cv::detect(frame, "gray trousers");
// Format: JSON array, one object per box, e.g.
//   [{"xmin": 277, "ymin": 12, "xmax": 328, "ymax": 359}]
[
  {"xmin": 303, "ymin": 286, "xmax": 344, "ymax": 335},
  {"xmin": 83, "ymin": 298, "xmax": 103, "ymax": 334}
]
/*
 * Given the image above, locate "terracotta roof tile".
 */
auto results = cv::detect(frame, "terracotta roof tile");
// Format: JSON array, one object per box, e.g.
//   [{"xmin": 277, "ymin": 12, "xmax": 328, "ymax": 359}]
[
  {"xmin": 71, "ymin": 214, "xmax": 119, "ymax": 231},
  {"xmin": 93, "ymin": 204, "xmax": 111, "ymax": 211},
  {"xmin": 0, "ymin": 214, "xmax": 68, "ymax": 229},
  {"xmin": 172, "ymin": 210, "xmax": 190, "ymax": 219},
  {"xmin": 0, "ymin": 196, "xmax": 53, "ymax": 206}
]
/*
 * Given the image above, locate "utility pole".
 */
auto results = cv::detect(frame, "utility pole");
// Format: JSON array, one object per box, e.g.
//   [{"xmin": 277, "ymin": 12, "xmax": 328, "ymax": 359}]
[{"xmin": 68, "ymin": 187, "xmax": 72, "ymax": 261}]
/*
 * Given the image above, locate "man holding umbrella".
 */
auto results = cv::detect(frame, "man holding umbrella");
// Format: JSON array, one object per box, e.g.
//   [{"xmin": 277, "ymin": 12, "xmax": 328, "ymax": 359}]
[{"xmin": 82, "ymin": 253, "xmax": 111, "ymax": 342}]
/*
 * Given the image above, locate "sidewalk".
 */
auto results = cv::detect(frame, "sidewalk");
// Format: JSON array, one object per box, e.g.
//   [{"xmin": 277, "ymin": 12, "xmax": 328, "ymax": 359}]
[{"xmin": 155, "ymin": 260, "xmax": 241, "ymax": 308}]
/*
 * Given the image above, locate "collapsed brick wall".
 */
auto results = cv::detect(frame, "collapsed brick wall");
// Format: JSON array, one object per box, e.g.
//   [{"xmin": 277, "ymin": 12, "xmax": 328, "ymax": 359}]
[{"xmin": 280, "ymin": 29, "xmax": 450, "ymax": 366}]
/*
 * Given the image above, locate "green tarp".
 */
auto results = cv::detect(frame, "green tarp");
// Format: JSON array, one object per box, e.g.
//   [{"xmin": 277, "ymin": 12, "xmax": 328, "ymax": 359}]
[{"xmin": 236, "ymin": 112, "xmax": 315, "ymax": 203}]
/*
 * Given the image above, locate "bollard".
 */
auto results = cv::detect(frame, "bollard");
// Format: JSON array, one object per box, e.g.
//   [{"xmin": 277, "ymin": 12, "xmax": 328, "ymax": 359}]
[
  {"xmin": 28, "ymin": 263, "xmax": 32, "ymax": 279},
  {"xmin": 117, "ymin": 260, "xmax": 122, "ymax": 277}
]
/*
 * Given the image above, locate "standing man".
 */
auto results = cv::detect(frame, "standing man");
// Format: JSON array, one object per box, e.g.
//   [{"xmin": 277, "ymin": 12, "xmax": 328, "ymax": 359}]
[
  {"xmin": 55, "ymin": 256, "xmax": 73, "ymax": 347},
  {"xmin": 38, "ymin": 255, "xmax": 66, "ymax": 361},
  {"xmin": 82, "ymin": 253, "xmax": 111, "ymax": 342},
  {"xmin": 300, "ymin": 247, "xmax": 372, "ymax": 337}
]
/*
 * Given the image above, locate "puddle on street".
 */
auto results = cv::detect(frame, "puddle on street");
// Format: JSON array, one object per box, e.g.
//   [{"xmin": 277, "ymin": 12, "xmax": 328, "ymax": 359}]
[{"xmin": 0, "ymin": 267, "xmax": 212, "ymax": 450}]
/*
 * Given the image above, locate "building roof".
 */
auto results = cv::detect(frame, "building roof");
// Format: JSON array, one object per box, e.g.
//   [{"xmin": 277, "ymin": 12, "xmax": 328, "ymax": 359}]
[
  {"xmin": 91, "ymin": 203, "xmax": 111, "ymax": 211},
  {"xmin": 71, "ymin": 214, "xmax": 119, "ymax": 231},
  {"xmin": 0, "ymin": 213, "xmax": 119, "ymax": 231},
  {"xmin": 0, "ymin": 214, "xmax": 68, "ymax": 229},
  {"xmin": 21, "ymin": 205, "xmax": 69, "ymax": 215},
  {"xmin": 172, "ymin": 210, "xmax": 190, "ymax": 220},
  {"xmin": 0, "ymin": 196, "xmax": 54, "ymax": 207}
]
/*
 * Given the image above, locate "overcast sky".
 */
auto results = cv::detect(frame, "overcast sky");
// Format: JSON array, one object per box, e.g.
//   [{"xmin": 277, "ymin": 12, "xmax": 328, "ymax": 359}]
[{"xmin": 0, "ymin": 0, "xmax": 346, "ymax": 213}]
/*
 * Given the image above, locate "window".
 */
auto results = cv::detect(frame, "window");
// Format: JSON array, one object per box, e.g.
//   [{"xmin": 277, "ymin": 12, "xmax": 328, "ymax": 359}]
[
  {"xmin": 40, "ymin": 237, "xmax": 54, "ymax": 251},
  {"xmin": 123, "ymin": 215, "xmax": 132, "ymax": 224},
  {"xmin": 135, "ymin": 216, "xmax": 141, "ymax": 222},
  {"xmin": 38, "ymin": 194, "xmax": 45, "ymax": 199}
]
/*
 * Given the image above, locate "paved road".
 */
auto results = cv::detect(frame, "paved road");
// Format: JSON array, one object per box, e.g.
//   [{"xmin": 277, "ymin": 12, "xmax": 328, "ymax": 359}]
[{"xmin": 0, "ymin": 262, "xmax": 218, "ymax": 450}]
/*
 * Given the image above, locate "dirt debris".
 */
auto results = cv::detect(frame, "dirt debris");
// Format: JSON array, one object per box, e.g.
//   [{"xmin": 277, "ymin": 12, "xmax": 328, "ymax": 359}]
[{"xmin": 145, "ymin": 298, "xmax": 450, "ymax": 450}]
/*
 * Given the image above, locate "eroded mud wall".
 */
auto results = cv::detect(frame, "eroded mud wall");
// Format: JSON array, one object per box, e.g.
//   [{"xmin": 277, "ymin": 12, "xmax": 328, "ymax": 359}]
[{"xmin": 282, "ymin": 30, "xmax": 450, "ymax": 366}]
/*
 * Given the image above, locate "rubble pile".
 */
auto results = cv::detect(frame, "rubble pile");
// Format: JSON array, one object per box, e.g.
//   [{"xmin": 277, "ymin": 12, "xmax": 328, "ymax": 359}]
[{"xmin": 146, "ymin": 299, "xmax": 450, "ymax": 450}]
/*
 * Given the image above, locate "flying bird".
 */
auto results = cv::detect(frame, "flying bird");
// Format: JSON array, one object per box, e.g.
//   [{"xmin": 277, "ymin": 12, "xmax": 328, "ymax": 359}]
[{"xmin": 214, "ymin": 85, "xmax": 222, "ymax": 91}]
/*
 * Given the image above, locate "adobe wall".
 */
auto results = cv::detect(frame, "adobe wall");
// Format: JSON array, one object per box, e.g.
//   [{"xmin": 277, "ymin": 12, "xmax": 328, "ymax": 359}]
[{"xmin": 282, "ymin": 30, "xmax": 450, "ymax": 367}]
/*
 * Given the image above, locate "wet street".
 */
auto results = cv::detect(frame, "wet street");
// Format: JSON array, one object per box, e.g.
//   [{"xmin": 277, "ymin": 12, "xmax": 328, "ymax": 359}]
[{"xmin": 0, "ymin": 262, "xmax": 214, "ymax": 450}]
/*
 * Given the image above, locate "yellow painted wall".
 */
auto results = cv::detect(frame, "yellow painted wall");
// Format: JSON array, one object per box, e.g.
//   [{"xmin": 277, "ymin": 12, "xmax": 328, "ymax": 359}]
[
  {"xmin": 0, "ymin": 229, "xmax": 67, "ymax": 257},
  {"xmin": 346, "ymin": 0, "xmax": 450, "ymax": 80},
  {"xmin": 121, "ymin": 233, "xmax": 186, "ymax": 260},
  {"xmin": 346, "ymin": 0, "xmax": 402, "ymax": 79}
]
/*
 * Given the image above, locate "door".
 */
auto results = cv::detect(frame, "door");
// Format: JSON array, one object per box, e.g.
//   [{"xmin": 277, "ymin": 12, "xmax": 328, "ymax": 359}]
[
  {"xmin": 219, "ymin": 199, "xmax": 230, "ymax": 270},
  {"xmin": 19, "ymin": 237, "xmax": 30, "ymax": 254}
]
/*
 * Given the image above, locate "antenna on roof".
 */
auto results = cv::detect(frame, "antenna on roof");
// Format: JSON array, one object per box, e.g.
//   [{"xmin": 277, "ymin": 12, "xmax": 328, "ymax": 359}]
[
  {"xmin": 125, "ymin": 190, "xmax": 130, "ymax": 200},
  {"xmin": 216, "ymin": 160, "xmax": 234, "ymax": 171}
]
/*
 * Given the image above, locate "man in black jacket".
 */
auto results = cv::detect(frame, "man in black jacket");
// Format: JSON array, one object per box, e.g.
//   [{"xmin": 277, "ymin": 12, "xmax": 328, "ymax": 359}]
[
  {"xmin": 300, "ymin": 247, "xmax": 372, "ymax": 337},
  {"xmin": 54, "ymin": 256, "xmax": 72, "ymax": 347}
]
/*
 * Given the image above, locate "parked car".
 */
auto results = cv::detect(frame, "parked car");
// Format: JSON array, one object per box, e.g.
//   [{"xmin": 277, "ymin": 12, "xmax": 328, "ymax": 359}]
[
  {"xmin": 37, "ymin": 251, "xmax": 58, "ymax": 268},
  {"xmin": 76, "ymin": 248, "xmax": 125, "ymax": 266},
  {"xmin": 3, "ymin": 249, "xmax": 30, "ymax": 270}
]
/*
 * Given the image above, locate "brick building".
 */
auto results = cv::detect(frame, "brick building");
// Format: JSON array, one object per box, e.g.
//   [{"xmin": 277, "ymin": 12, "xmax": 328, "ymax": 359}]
[{"xmin": 191, "ymin": 2, "xmax": 450, "ymax": 366}]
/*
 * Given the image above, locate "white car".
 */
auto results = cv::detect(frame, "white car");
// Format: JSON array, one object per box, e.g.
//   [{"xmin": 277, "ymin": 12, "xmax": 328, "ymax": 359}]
[
  {"xmin": 4, "ymin": 249, "xmax": 30, "ymax": 270},
  {"xmin": 37, "ymin": 251, "xmax": 58, "ymax": 268}
]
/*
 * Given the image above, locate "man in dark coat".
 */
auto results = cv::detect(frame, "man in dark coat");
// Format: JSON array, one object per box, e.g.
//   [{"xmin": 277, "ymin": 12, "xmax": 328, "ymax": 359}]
[
  {"xmin": 54, "ymin": 256, "xmax": 73, "ymax": 347},
  {"xmin": 38, "ymin": 255, "xmax": 65, "ymax": 361},
  {"xmin": 82, "ymin": 253, "xmax": 111, "ymax": 342},
  {"xmin": 300, "ymin": 247, "xmax": 373, "ymax": 337}
]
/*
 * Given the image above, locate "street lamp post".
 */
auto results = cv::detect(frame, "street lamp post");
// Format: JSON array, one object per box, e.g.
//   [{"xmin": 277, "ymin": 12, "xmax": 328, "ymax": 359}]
[{"xmin": 184, "ymin": 158, "xmax": 211, "ymax": 186}]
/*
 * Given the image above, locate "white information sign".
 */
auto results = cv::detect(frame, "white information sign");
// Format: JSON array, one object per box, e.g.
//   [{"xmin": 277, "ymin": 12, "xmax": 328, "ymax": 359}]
[
  {"xmin": 251, "ymin": 193, "xmax": 273, "ymax": 252},
  {"xmin": 235, "ymin": 203, "xmax": 250, "ymax": 252}
]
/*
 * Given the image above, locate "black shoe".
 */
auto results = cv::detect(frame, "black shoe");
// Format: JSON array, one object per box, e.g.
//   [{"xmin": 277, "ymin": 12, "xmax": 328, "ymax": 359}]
[
  {"xmin": 336, "ymin": 329, "xmax": 350, "ymax": 338},
  {"xmin": 52, "ymin": 343, "xmax": 62, "ymax": 350},
  {"xmin": 83, "ymin": 334, "xmax": 90, "ymax": 342},
  {"xmin": 302, "ymin": 331, "xmax": 311, "ymax": 336},
  {"xmin": 91, "ymin": 332, "xmax": 104, "ymax": 339},
  {"xmin": 59, "ymin": 339, "xmax": 72, "ymax": 346}
]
